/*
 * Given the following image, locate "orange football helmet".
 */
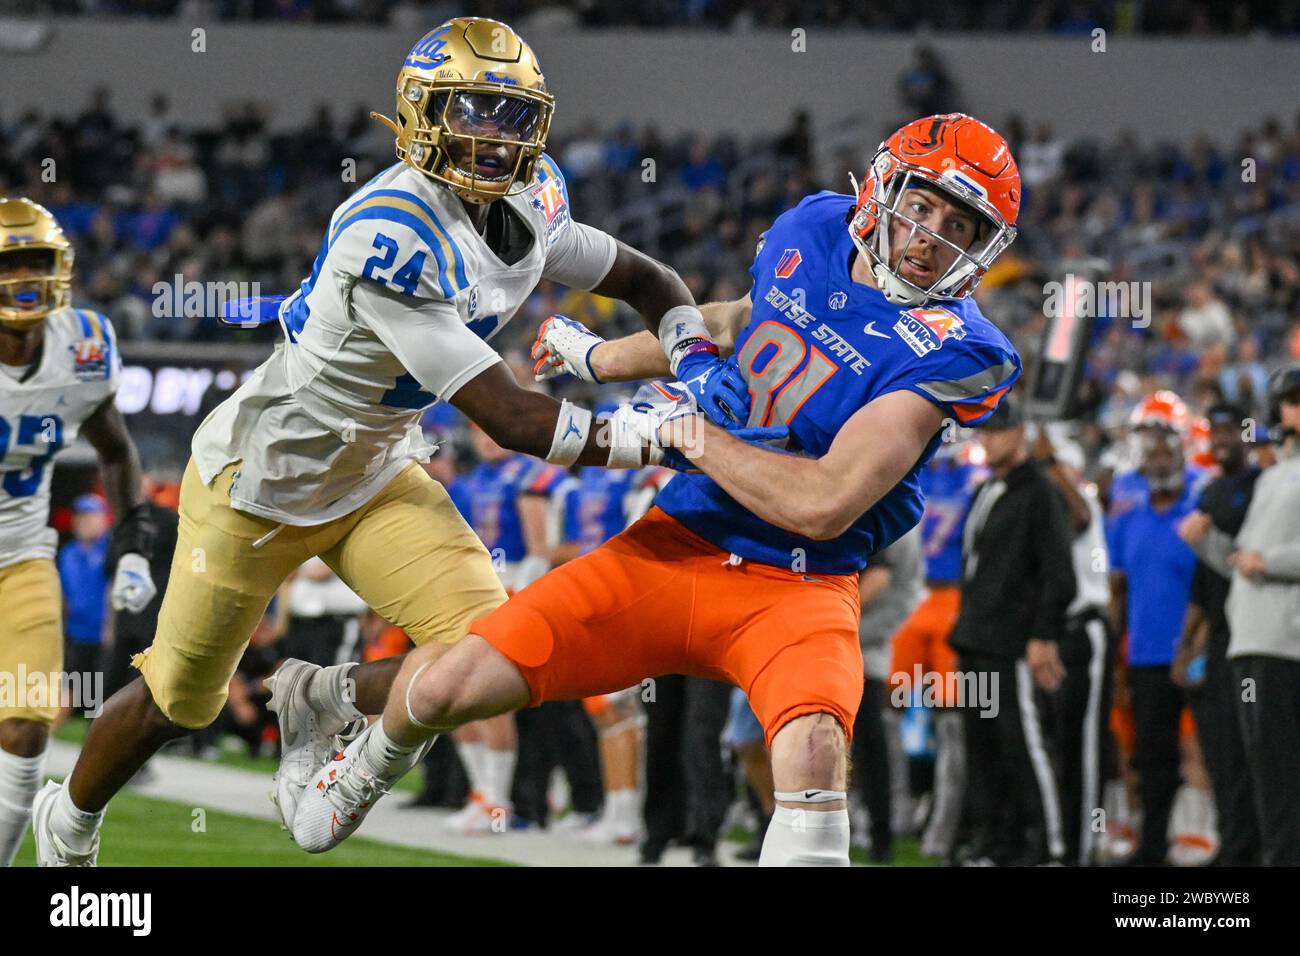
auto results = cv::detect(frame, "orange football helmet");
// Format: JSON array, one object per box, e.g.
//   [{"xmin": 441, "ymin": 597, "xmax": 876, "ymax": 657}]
[
  {"xmin": 1129, "ymin": 390, "xmax": 1191, "ymax": 435},
  {"xmin": 849, "ymin": 113, "xmax": 1020, "ymax": 306}
]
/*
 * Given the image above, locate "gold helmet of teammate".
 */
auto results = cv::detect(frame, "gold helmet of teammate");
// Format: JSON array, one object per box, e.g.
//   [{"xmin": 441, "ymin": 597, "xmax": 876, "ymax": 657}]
[
  {"xmin": 372, "ymin": 17, "xmax": 554, "ymax": 204},
  {"xmin": 0, "ymin": 197, "xmax": 74, "ymax": 330}
]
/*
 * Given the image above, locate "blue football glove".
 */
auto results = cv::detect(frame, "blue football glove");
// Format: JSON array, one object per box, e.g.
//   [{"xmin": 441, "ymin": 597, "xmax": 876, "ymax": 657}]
[
  {"xmin": 220, "ymin": 295, "xmax": 287, "ymax": 329},
  {"xmin": 675, "ymin": 351, "xmax": 751, "ymax": 427},
  {"xmin": 659, "ymin": 424, "xmax": 790, "ymax": 473}
]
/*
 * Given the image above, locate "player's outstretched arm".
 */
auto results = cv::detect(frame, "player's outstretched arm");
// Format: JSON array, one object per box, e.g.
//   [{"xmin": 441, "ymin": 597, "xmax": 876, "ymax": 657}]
[
  {"xmin": 539, "ymin": 240, "xmax": 752, "ymax": 423},
  {"xmin": 82, "ymin": 396, "xmax": 158, "ymax": 612},
  {"xmin": 451, "ymin": 360, "xmax": 649, "ymax": 468},
  {"xmin": 660, "ymin": 389, "xmax": 945, "ymax": 541},
  {"xmin": 580, "ymin": 295, "xmax": 751, "ymax": 383},
  {"xmin": 533, "ymin": 297, "xmax": 748, "ymax": 384}
]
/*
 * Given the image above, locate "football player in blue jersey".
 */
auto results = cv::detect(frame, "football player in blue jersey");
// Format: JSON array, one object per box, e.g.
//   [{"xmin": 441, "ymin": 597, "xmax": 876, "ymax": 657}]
[{"xmin": 292, "ymin": 113, "xmax": 1025, "ymax": 865}]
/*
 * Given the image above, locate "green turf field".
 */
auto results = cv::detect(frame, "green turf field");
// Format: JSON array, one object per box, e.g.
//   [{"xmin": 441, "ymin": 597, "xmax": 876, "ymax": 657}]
[
  {"xmin": 13, "ymin": 787, "xmax": 509, "ymax": 867},
  {"xmin": 42, "ymin": 720, "xmax": 939, "ymax": 867}
]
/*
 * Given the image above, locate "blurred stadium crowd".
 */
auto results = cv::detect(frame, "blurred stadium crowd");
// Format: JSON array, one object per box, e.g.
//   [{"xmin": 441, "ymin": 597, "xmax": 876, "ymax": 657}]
[
  {"xmin": 10, "ymin": 0, "xmax": 1300, "ymax": 34},
  {"xmin": 12, "ymin": 32, "xmax": 1300, "ymax": 865}
]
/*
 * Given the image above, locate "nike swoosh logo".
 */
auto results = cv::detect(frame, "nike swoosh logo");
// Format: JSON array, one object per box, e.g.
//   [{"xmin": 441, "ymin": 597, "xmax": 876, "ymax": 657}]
[
  {"xmin": 804, "ymin": 790, "xmax": 823, "ymax": 800},
  {"xmin": 863, "ymin": 321, "xmax": 891, "ymax": 339}
]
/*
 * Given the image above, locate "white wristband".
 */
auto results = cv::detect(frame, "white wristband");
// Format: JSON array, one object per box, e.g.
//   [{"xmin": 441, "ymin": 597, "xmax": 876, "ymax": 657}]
[
  {"xmin": 658, "ymin": 305, "xmax": 709, "ymax": 371},
  {"xmin": 604, "ymin": 404, "xmax": 647, "ymax": 469},
  {"xmin": 545, "ymin": 400, "xmax": 592, "ymax": 467}
]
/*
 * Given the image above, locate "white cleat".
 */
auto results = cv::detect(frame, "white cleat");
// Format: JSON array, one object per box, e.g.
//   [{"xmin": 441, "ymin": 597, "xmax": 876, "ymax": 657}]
[
  {"xmin": 443, "ymin": 796, "xmax": 506, "ymax": 835},
  {"xmin": 293, "ymin": 725, "xmax": 429, "ymax": 853},
  {"xmin": 266, "ymin": 659, "xmax": 344, "ymax": 832},
  {"xmin": 31, "ymin": 781, "xmax": 99, "ymax": 867}
]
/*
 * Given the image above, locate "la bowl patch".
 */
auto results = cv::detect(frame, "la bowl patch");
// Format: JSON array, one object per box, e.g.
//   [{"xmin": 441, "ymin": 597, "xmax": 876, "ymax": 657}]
[
  {"xmin": 894, "ymin": 306, "xmax": 967, "ymax": 357},
  {"xmin": 71, "ymin": 339, "xmax": 107, "ymax": 381},
  {"xmin": 532, "ymin": 178, "xmax": 570, "ymax": 247}
]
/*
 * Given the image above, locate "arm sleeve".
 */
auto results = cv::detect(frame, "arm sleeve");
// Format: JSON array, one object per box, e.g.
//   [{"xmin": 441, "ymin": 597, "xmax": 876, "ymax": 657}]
[
  {"xmin": 1030, "ymin": 480, "xmax": 1078, "ymax": 643},
  {"xmin": 352, "ymin": 281, "xmax": 503, "ymax": 402}
]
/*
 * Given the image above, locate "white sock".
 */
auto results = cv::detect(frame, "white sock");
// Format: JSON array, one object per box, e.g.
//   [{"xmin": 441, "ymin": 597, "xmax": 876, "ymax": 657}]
[
  {"xmin": 609, "ymin": 788, "xmax": 640, "ymax": 831},
  {"xmin": 482, "ymin": 747, "xmax": 516, "ymax": 810},
  {"xmin": 51, "ymin": 782, "xmax": 104, "ymax": 857},
  {"xmin": 306, "ymin": 663, "xmax": 365, "ymax": 725},
  {"xmin": 759, "ymin": 806, "xmax": 851, "ymax": 866},
  {"xmin": 457, "ymin": 741, "xmax": 487, "ymax": 796},
  {"xmin": 358, "ymin": 718, "xmax": 426, "ymax": 779},
  {"xmin": 0, "ymin": 748, "xmax": 44, "ymax": 867}
]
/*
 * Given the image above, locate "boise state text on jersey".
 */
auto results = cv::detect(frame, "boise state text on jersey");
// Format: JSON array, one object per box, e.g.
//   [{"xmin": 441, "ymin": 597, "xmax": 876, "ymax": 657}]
[{"xmin": 655, "ymin": 191, "xmax": 1022, "ymax": 574}]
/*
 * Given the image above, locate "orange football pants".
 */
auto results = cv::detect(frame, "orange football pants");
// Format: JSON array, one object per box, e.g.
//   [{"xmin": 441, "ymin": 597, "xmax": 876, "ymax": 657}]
[
  {"xmin": 472, "ymin": 507, "xmax": 863, "ymax": 747},
  {"xmin": 889, "ymin": 584, "xmax": 962, "ymax": 707}
]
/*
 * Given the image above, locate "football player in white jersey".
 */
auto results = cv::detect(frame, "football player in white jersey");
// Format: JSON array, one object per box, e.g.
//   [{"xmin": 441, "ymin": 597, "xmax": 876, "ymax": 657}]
[
  {"xmin": 33, "ymin": 17, "xmax": 757, "ymax": 865},
  {"xmin": 0, "ymin": 197, "xmax": 157, "ymax": 866}
]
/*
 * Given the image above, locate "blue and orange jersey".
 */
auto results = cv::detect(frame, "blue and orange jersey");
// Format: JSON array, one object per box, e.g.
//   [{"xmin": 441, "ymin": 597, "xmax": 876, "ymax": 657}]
[
  {"xmin": 917, "ymin": 455, "xmax": 986, "ymax": 583},
  {"xmin": 655, "ymin": 191, "xmax": 1021, "ymax": 574},
  {"xmin": 450, "ymin": 454, "xmax": 566, "ymax": 562},
  {"xmin": 556, "ymin": 466, "xmax": 640, "ymax": 553}
]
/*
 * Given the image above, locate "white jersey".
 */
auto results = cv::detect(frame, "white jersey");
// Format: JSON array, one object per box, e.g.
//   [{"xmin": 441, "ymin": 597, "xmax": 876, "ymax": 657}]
[
  {"xmin": 0, "ymin": 307, "xmax": 120, "ymax": 569},
  {"xmin": 192, "ymin": 156, "xmax": 617, "ymax": 525}
]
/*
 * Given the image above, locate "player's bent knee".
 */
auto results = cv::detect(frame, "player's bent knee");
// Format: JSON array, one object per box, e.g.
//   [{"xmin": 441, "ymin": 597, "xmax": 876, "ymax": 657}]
[
  {"xmin": 770, "ymin": 712, "xmax": 848, "ymax": 795},
  {"xmin": 126, "ymin": 677, "xmax": 209, "ymax": 737},
  {"xmin": 0, "ymin": 718, "xmax": 51, "ymax": 758},
  {"xmin": 406, "ymin": 635, "xmax": 527, "ymax": 731}
]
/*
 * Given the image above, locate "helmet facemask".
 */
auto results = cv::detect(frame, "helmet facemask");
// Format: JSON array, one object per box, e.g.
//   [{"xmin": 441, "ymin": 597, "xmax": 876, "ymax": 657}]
[
  {"xmin": 851, "ymin": 160, "xmax": 1017, "ymax": 307},
  {"xmin": 0, "ymin": 246, "xmax": 72, "ymax": 330},
  {"xmin": 385, "ymin": 76, "xmax": 553, "ymax": 205}
]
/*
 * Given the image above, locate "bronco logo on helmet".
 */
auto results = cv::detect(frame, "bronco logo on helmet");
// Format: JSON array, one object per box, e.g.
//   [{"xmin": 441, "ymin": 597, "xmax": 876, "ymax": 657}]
[{"xmin": 372, "ymin": 17, "xmax": 554, "ymax": 205}]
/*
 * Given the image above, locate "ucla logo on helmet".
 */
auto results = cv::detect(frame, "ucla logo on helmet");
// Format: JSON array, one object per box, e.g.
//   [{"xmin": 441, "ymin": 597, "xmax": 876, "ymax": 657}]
[
  {"xmin": 893, "ymin": 306, "xmax": 967, "ymax": 357},
  {"xmin": 774, "ymin": 248, "xmax": 802, "ymax": 279},
  {"xmin": 405, "ymin": 26, "xmax": 451, "ymax": 70}
]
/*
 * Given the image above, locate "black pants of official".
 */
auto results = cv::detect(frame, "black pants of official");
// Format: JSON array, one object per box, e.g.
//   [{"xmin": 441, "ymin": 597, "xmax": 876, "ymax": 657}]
[
  {"xmin": 1128, "ymin": 665, "xmax": 1188, "ymax": 866},
  {"xmin": 511, "ymin": 700, "xmax": 604, "ymax": 826},
  {"xmin": 1191, "ymin": 634, "xmax": 1259, "ymax": 865},
  {"xmin": 1232, "ymin": 655, "xmax": 1300, "ymax": 866},
  {"xmin": 959, "ymin": 651, "xmax": 1065, "ymax": 865},
  {"xmin": 641, "ymin": 675, "xmax": 731, "ymax": 856},
  {"xmin": 851, "ymin": 676, "xmax": 892, "ymax": 855},
  {"xmin": 1052, "ymin": 611, "xmax": 1112, "ymax": 866}
]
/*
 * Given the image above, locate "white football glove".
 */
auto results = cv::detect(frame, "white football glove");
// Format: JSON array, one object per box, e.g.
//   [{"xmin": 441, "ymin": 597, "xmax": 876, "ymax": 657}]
[
  {"xmin": 111, "ymin": 552, "xmax": 157, "ymax": 614},
  {"xmin": 531, "ymin": 314, "xmax": 606, "ymax": 383},
  {"xmin": 605, "ymin": 381, "xmax": 703, "ymax": 466}
]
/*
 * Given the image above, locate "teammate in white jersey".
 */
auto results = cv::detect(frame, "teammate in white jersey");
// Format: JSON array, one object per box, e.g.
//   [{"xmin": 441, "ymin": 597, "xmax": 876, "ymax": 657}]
[
  {"xmin": 0, "ymin": 198, "xmax": 156, "ymax": 866},
  {"xmin": 34, "ymin": 17, "xmax": 758, "ymax": 865}
]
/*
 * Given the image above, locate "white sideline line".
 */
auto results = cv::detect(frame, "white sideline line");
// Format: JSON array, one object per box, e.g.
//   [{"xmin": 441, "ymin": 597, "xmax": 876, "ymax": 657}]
[{"xmin": 43, "ymin": 741, "xmax": 745, "ymax": 868}]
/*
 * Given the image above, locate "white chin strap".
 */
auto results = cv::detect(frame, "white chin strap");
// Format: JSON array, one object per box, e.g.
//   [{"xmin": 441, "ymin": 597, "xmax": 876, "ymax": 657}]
[{"xmin": 871, "ymin": 261, "xmax": 929, "ymax": 306}]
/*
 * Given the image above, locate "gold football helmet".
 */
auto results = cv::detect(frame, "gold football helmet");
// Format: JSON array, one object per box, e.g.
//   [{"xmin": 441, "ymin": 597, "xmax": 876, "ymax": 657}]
[
  {"xmin": 372, "ymin": 17, "xmax": 554, "ymax": 204},
  {"xmin": 0, "ymin": 197, "xmax": 74, "ymax": 330}
]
